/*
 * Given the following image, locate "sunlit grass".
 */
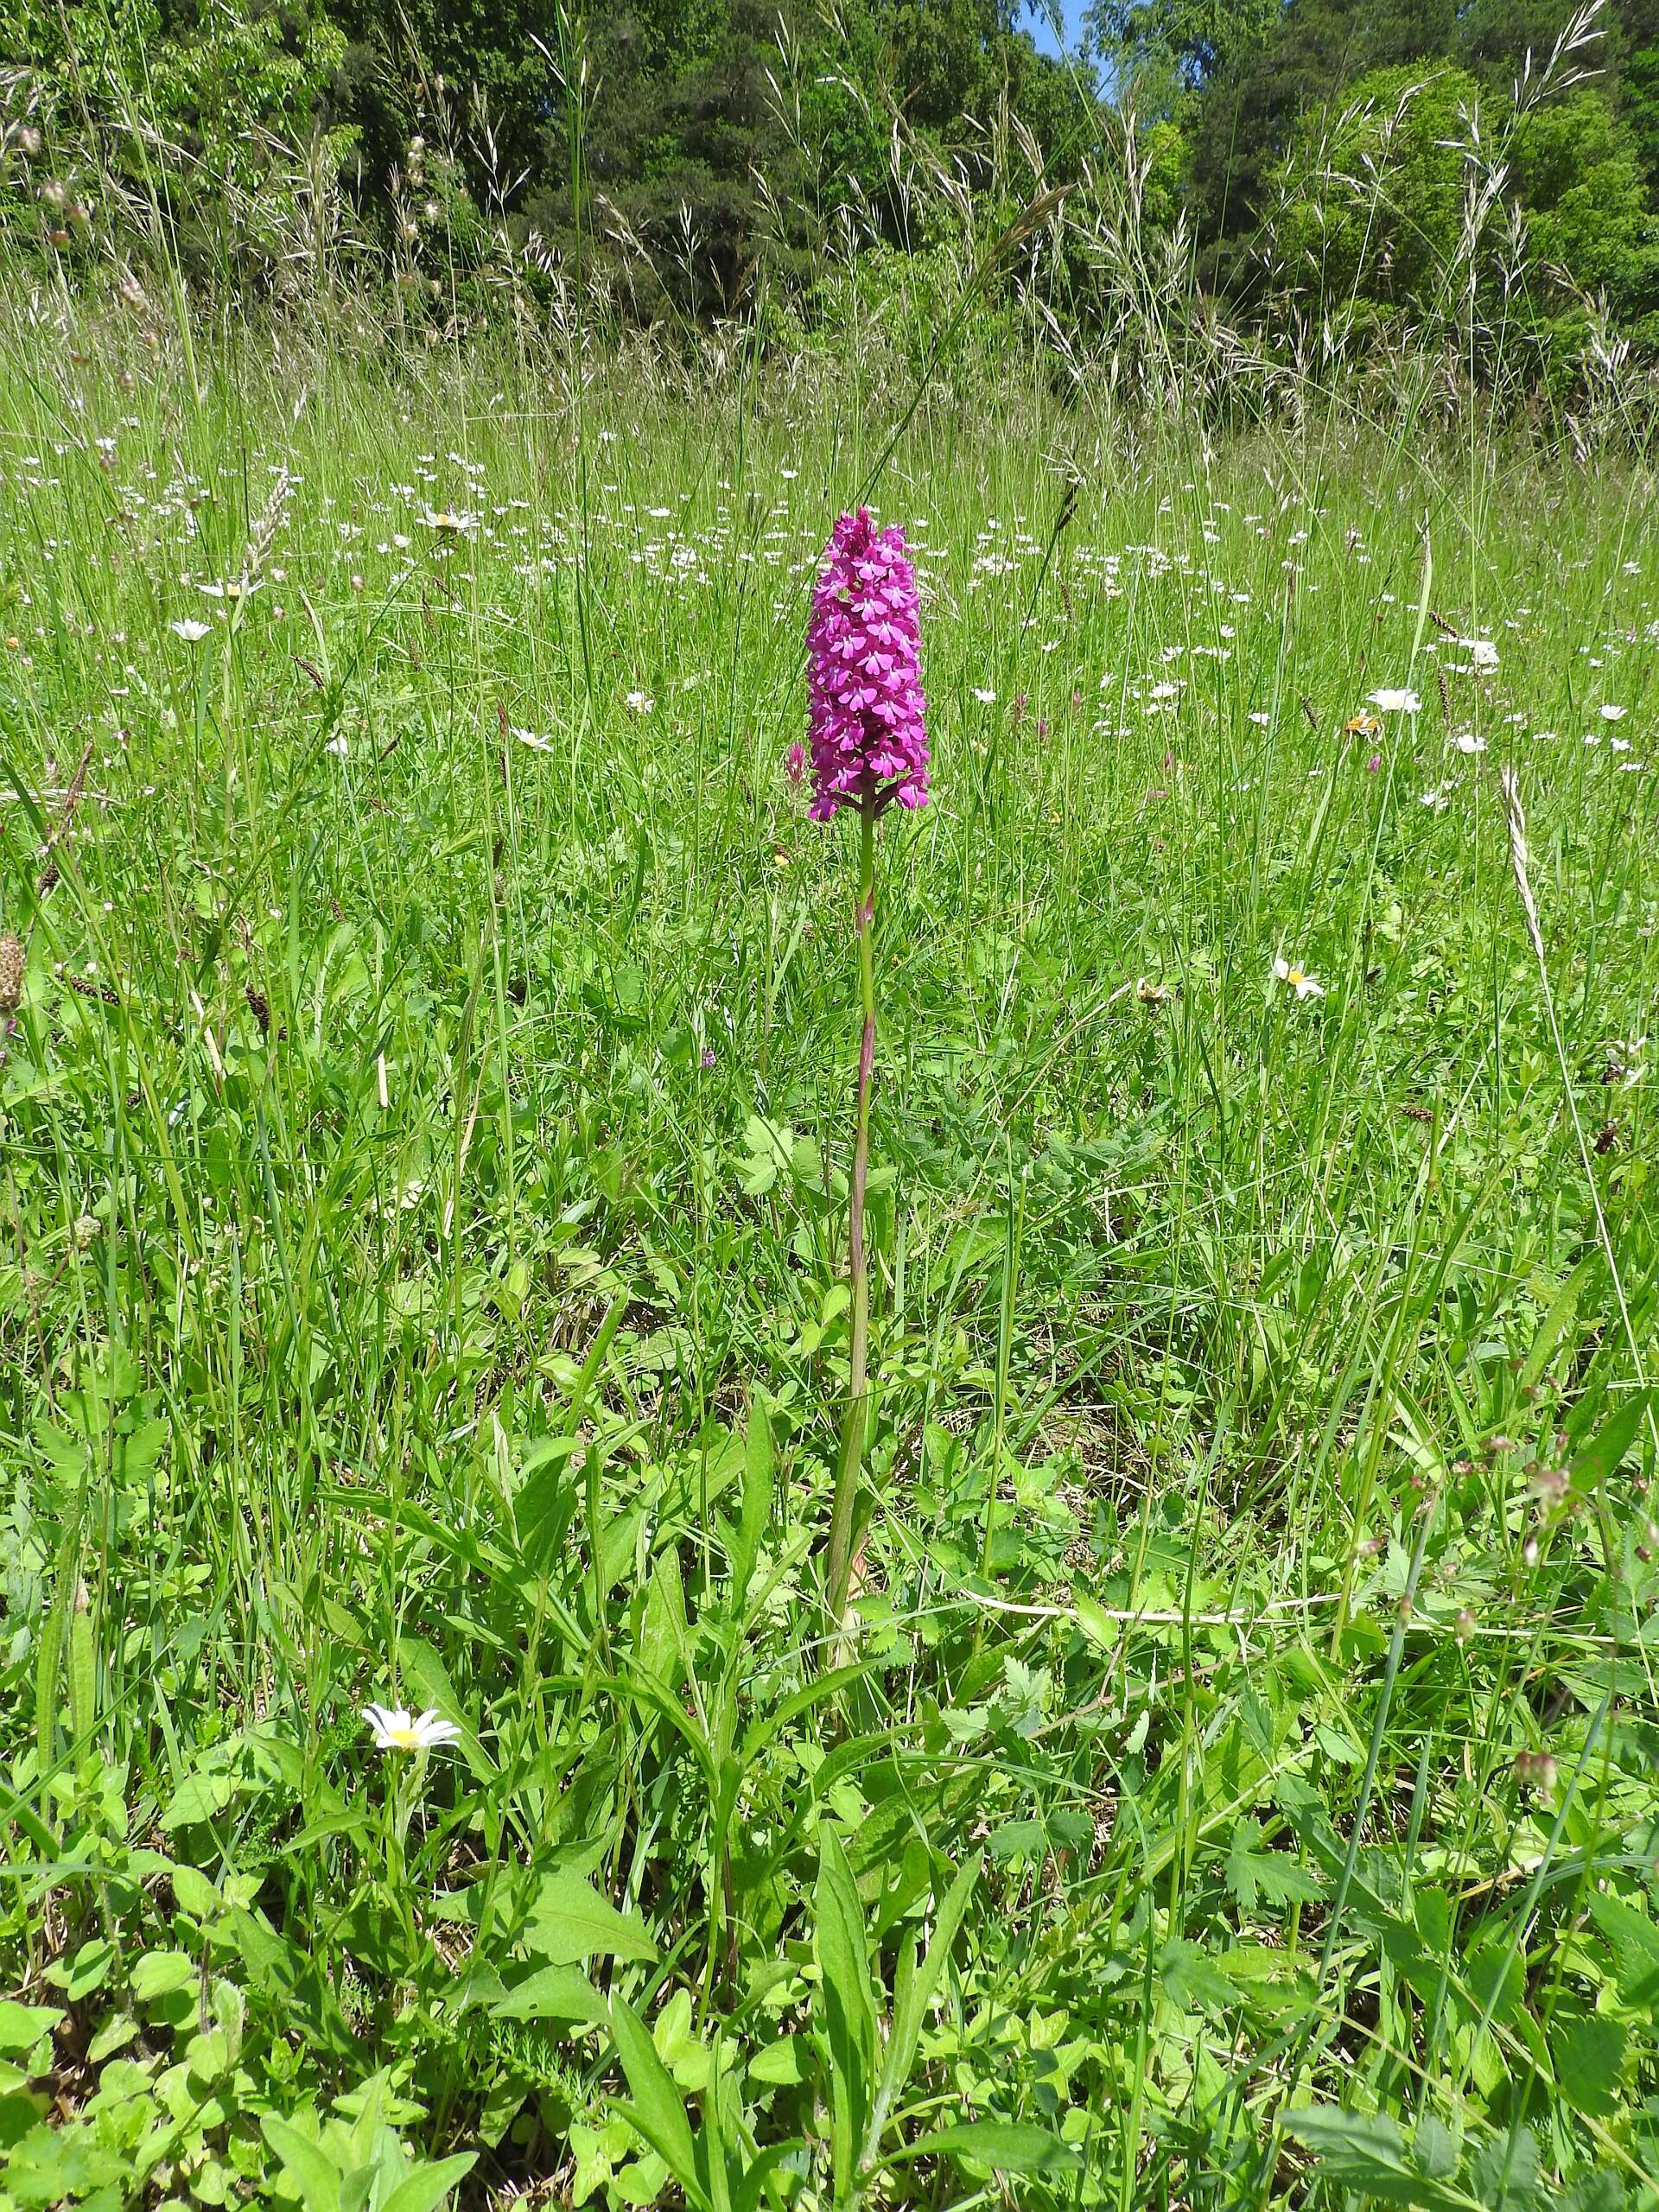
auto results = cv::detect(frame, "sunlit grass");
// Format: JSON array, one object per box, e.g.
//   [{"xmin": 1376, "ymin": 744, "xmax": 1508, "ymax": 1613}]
[{"xmin": 1, "ymin": 310, "xmax": 1657, "ymax": 2208}]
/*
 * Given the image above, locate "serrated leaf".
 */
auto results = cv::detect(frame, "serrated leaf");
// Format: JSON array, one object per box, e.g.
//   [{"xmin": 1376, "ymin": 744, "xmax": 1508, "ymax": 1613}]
[
  {"xmin": 1554, "ymin": 2012, "xmax": 1625, "ymax": 2117},
  {"xmin": 1285, "ymin": 2107, "xmax": 1462, "ymax": 2208},
  {"xmin": 1159, "ymin": 1938, "xmax": 1235, "ymax": 2012},
  {"xmin": 1072, "ymin": 1591, "xmax": 1120, "ymax": 1653},
  {"xmin": 1588, "ymin": 1891, "xmax": 1659, "ymax": 2005},
  {"xmin": 1468, "ymin": 2124, "xmax": 1540, "ymax": 2210},
  {"xmin": 1412, "ymin": 2116, "xmax": 1459, "ymax": 2181},
  {"xmin": 1224, "ymin": 1820, "xmax": 1324, "ymax": 1913}
]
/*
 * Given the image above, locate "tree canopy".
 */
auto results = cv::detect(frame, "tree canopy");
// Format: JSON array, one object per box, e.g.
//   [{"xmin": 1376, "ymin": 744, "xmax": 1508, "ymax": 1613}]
[{"xmin": 5, "ymin": 0, "xmax": 1659, "ymax": 372}]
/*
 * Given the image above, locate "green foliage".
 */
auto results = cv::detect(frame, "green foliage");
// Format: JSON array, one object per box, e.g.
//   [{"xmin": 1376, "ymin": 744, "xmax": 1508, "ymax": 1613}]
[
  {"xmin": 1085, "ymin": 0, "xmax": 1281, "ymax": 99},
  {"xmin": 1269, "ymin": 63, "xmax": 1481, "ymax": 308},
  {"xmin": 1512, "ymin": 88, "xmax": 1659, "ymax": 318},
  {"xmin": 3, "ymin": 295, "xmax": 1659, "ymax": 2202}
]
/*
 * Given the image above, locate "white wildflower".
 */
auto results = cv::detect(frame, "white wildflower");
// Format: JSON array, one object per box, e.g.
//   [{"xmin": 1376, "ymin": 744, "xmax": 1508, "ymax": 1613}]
[{"xmin": 362, "ymin": 1704, "xmax": 462, "ymax": 1752}]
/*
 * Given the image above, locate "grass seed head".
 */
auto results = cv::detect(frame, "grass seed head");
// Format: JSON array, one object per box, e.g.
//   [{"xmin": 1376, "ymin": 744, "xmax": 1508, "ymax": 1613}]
[{"xmin": 0, "ymin": 931, "xmax": 23, "ymax": 1014}]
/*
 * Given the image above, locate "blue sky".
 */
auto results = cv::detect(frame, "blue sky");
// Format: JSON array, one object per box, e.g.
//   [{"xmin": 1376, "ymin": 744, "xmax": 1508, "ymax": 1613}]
[{"xmin": 1022, "ymin": 0, "xmax": 1090, "ymax": 54}]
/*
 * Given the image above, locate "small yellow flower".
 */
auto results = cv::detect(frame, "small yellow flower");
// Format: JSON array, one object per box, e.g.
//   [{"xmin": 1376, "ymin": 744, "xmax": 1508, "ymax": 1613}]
[{"xmin": 1273, "ymin": 957, "xmax": 1325, "ymax": 1001}]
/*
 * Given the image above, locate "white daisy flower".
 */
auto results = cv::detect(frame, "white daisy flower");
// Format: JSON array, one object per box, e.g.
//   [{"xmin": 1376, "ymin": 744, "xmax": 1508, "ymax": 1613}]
[
  {"xmin": 1273, "ymin": 957, "xmax": 1325, "ymax": 1001},
  {"xmin": 1367, "ymin": 688, "xmax": 1421, "ymax": 715},
  {"xmin": 362, "ymin": 1703, "xmax": 462, "ymax": 1752},
  {"xmin": 1599, "ymin": 703, "xmax": 1627, "ymax": 721},
  {"xmin": 625, "ymin": 690, "xmax": 654, "ymax": 715},
  {"xmin": 169, "ymin": 618, "xmax": 212, "ymax": 642},
  {"xmin": 1452, "ymin": 731, "xmax": 1486, "ymax": 754}
]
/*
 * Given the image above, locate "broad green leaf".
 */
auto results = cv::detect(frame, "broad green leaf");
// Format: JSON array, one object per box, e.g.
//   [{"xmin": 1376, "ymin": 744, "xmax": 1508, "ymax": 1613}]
[
  {"xmin": 1520, "ymin": 1259, "xmax": 1591, "ymax": 1389},
  {"xmin": 259, "ymin": 2114, "xmax": 342, "ymax": 2212},
  {"xmin": 159, "ymin": 1770, "xmax": 236, "ymax": 1830},
  {"xmin": 740, "ymin": 1667, "xmax": 868, "ymax": 1767},
  {"xmin": 1412, "ymin": 2117, "xmax": 1459, "ymax": 2181},
  {"xmin": 490, "ymin": 1965, "xmax": 608, "ymax": 2026},
  {"xmin": 1554, "ymin": 2012, "xmax": 1625, "ymax": 2118},
  {"xmin": 1159, "ymin": 1938, "xmax": 1235, "ymax": 2013},
  {"xmin": 524, "ymin": 1869, "xmax": 657, "ymax": 1966},
  {"xmin": 1570, "ymin": 1390, "xmax": 1650, "ymax": 1492},
  {"xmin": 53, "ymin": 1939, "xmax": 115, "ymax": 2003},
  {"xmin": 639, "ymin": 1548, "xmax": 688, "ymax": 1694},
  {"xmin": 609, "ymin": 1997, "xmax": 707, "ymax": 2211},
  {"xmin": 880, "ymin": 1854, "xmax": 978, "ymax": 2133},
  {"xmin": 890, "ymin": 2120, "xmax": 1081, "ymax": 2175},
  {"xmin": 1469, "ymin": 2125, "xmax": 1540, "ymax": 2210},
  {"xmin": 1072, "ymin": 1591, "xmax": 1119, "ymax": 1654},
  {"xmin": 733, "ymin": 2139, "xmax": 808, "ymax": 2212},
  {"xmin": 731, "ymin": 1399, "xmax": 772, "ymax": 1599},
  {"xmin": 379, "ymin": 2152, "xmax": 478, "ymax": 2212},
  {"xmin": 652, "ymin": 1987, "xmax": 710, "ymax": 2090},
  {"xmin": 396, "ymin": 1637, "xmax": 494, "ymax": 1777},
  {"xmin": 170, "ymin": 1865, "xmax": 221, "ymax": 1920},
  {"xmin": 130, "ymin": 1950, "xmax": 196, "ymax": 2003},
  {"xmin": 0, "ymin": 2005, "xmax": 61, "ymax": 2057},
  {"xmin": 987, "ymin": 1819, "xmax": 1047, "ymax": 1863},
  {"xmin": 1588, "ymin": 1891, "xmax": 1659, "ymax": 2005},
  {"xmin": 746, "ymin": 2036, "xmax": 808, "ymax": 2086},
  {"xmin": 815, "ymin": 1824, "xmax": 878, "ymax": 2177},
  {"xmin": 1224, "ymin": 1820, "xmax": 1324, "ymax": 1913}
]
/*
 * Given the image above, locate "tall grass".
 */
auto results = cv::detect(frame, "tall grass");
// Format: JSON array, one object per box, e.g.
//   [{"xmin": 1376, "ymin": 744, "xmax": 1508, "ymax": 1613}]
[
  {"xmin": 3, "ymin": 16, "xmax": 1659, "ymax": 2202},
  {"xmin": 0, "ymin": 283, "xmax": 1656, "ymax": 2205}
]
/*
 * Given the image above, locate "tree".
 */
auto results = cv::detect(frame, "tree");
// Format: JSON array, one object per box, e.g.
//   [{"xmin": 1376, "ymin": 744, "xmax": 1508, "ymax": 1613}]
[
  {"xmin": 1084, "ymin": 0, "xmax": 1281, "ymax": 99},
  {"xmin": 1511, "ymin": 85, "xmax": 1659, "ymax": 316},
  {"xmin": 1268, "ymin": 60, "xmax": 1475, "ymax": 310},
  {"xmin": 1186, "ymin": 0, "xmax": 1455, "ymax": 261}
]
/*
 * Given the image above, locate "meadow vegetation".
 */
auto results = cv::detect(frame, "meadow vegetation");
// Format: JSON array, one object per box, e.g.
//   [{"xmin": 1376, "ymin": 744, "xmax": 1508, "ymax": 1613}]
[{"xmin": 3, "ymin": 5, "xmax": 1659, "ymax": 2209}]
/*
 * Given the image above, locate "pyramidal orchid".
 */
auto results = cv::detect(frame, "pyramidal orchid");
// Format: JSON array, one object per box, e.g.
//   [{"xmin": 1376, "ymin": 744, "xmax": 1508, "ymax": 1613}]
[
  {"xmin": 806, "ymin": 509, "xmax": 929, "ymax": 1649},
  {"xmin": 804, "ymin": 509, "xmax": 930, "ymax": 823}
]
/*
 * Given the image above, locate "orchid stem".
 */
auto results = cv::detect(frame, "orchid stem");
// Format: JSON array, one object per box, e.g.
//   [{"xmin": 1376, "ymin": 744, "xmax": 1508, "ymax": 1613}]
[{"xmin": 825, "ymin": 802, "xmax": 877, "ymax": 1649}]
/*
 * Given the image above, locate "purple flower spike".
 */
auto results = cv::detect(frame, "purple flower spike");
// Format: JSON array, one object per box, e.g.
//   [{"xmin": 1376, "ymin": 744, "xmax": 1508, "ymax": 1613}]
[{"xmin": 805, "ymin": 509, "xmax": 929, "ymax": 822}]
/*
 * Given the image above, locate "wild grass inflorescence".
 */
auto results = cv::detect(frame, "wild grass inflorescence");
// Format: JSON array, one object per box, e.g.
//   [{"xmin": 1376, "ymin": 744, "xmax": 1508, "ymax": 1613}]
[{"xmin": 0, "ymin": 291, "xmax": 1656, "ymax": 2211}]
